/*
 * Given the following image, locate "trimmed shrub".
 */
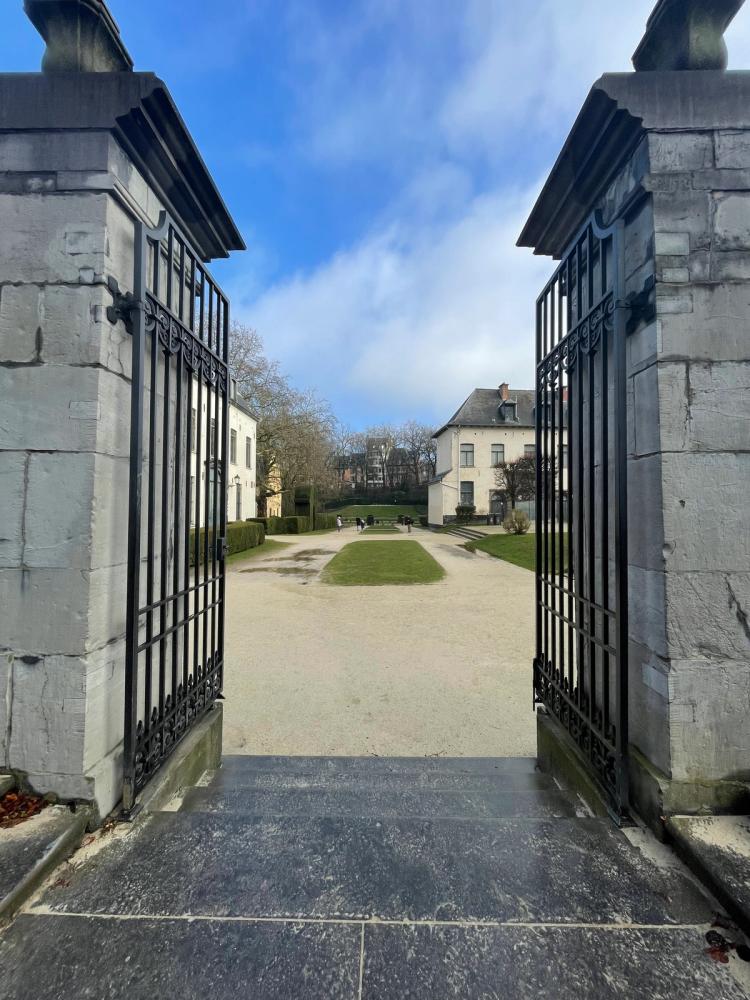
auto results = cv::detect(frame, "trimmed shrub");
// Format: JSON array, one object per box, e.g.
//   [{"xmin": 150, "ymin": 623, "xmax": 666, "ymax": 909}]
[
  {"xmin": 246, "ymin": 516, "xmax": 268, "ymax": 529},
  {"xmin": 314, "ymin": 513, "xmax": 337, "ymax": 530},
  {"xmin": 455, "ymin": 504, "xmax": 476, "ymax": 525},
  {"xmin": 503, "ymin": 510, "xmax": 531, "ymax": 535},
  {"xmin": 419, "ymin": 515, "xmax": 428, "ymax": 527},
  {"xmin": 189, "ymin": 520, "xmax": 264, "ymax": 566},
  {"xmin": 266, "ymin": 515, "xmax": 310, "ymax": 535}
]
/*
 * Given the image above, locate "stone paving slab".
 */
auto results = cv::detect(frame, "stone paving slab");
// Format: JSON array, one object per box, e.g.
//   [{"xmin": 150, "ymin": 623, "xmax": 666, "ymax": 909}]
[
  {"xmin": 361, "ymin": 924, "xmax": 750, "ymax": 999},
  {"xmin": 179, "ymin": 785, "xmax": 578, "ymax": 819},
  {"xmin": 0, "ymin": 806, "xmax": 88, "ymax": 922},
  {"xmin": 40, "ymin": 813, "xmax": 712, "ymax": 925},
  {"xmin": 668, "ymin": 815, "xmax": 750, "ymax": 931},
  {"xmin": 0, "ymin": 914, "xmax": 361, "ymax": 1000},
  {"xmin": 218, "ymin": 754, "xmax": 539, "ymax": 776}
]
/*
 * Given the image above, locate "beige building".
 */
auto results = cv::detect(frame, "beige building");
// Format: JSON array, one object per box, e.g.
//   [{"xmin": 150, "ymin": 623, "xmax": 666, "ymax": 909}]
[{"xmin": 428, "ymin": 383, "xmax": 541, "ymax": 525}]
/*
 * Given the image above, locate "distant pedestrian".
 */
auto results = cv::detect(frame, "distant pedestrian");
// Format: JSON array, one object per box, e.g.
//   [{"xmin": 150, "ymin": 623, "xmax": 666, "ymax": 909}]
[
  {"xmin": 355, "ymin": 517, "xmax": 362, "ymax": 532},
  {"xmin": 336, "ymin": 515, "xmax": 343, "ymax": 533}
]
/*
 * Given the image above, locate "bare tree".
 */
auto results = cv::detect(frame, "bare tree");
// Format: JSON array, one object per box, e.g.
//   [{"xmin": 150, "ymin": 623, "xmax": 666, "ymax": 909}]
[
  {"xmin": 494, "ymin": 455, "xmax": 536, "ymax": 509},
  {"xmin": 228, "ymin": 323, "xmax": 336, "ymax": 513},
  {"xmin": 400, "ymin": 420, "xmax": 436, "ymax": 484}
]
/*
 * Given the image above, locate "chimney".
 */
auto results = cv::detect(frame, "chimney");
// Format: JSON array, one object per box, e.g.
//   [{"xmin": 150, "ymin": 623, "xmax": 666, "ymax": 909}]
[{"xmin": 499, "ymin": 382, "xmax": 509, "ymax": 401}]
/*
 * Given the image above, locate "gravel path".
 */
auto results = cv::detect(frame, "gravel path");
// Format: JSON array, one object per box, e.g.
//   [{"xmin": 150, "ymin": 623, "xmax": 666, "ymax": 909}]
[{"xmin": 223, "ymin": 527, "xmax": 536, "ymax": 757}]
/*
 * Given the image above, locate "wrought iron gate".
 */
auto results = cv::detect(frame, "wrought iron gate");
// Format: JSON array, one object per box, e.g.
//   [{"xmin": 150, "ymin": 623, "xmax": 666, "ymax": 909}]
[
  {"xmin": 533, "ymin": 213, "xmax": 629, "ymax": 820},
  {"xmin": 120, "ymin": 213, "xmax": 229, "ymax": 812}
]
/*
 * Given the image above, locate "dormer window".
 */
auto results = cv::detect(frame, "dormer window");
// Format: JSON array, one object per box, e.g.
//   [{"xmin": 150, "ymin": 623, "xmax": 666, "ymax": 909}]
[{"xmin": 499, "ymin": 401, "xmax": 517, "ymax": 422}]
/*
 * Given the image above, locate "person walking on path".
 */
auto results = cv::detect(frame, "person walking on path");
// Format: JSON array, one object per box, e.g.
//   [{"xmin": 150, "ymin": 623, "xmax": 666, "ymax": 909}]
[{"xmin": 336, "ymin": 515, "xmax": 343, "ymax": 533}]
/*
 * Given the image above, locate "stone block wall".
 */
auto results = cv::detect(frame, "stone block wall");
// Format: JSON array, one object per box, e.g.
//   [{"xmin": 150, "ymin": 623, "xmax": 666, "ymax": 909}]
[
  {"xmin": 596, "ymin": 125, "xmax": 750, "ymax": 790},
  {"xmin": 0, "ymin": 130, "xmax": 160, "ymax": 816}
]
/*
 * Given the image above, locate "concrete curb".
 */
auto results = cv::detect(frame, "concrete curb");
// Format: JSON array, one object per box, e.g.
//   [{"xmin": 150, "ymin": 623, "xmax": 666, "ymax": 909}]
[{"xmin": 0, "ymin": 806, "xmax": 91, "ymax": 927}]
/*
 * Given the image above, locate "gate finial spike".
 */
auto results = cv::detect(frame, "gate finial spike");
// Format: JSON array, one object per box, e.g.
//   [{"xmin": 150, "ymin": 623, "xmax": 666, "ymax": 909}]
[
  {"xmin": 633, "ymin": 0, "xmax": 745, "ymax": 71},
  {"xmin": 24, "ymin": 0, "xmax": 134, "ymax": 72}
]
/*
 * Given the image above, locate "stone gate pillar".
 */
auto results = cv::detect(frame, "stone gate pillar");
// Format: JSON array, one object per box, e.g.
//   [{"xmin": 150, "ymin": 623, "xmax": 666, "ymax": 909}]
[
  {"xmin": 520, "ymin": 25, "xmax": 750, "ymax": 827},
  {"xmin": 0, "ymin": 3, "xmax": 242, "ymax": 819}
]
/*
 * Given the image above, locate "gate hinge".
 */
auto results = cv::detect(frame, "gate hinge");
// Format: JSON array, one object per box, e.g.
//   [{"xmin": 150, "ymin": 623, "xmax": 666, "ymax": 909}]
[
  {"xmin": 217, "ymin": 536, "xmax": 228, "ymax": 561},
  {"xmin": 624, "ymin": 274, "xmax": 656, "ymax": 334},
  {"xmin": 106, "ymin": 276, "xmax": 138, "ymax": 334}
]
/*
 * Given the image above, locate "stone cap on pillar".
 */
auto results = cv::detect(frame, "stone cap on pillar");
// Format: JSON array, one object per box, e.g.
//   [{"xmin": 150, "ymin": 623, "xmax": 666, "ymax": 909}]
[
  {"xmin": 632, "ymin": 0, "xmax": 745, "ymax": 72},
  {"xmin": 24, "ymin": 0, "xmax": 133, "ymax": 73},
  {"xmin": 517, "ymin": 71, "xmax": 750, "ymax": 258},
  {"xmin": 0, "ymin": 72, "xmax": 245, "ymax": 259}
]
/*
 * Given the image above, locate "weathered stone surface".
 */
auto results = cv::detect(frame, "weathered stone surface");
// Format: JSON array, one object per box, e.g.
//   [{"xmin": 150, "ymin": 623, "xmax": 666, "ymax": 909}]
[
  {"xmin": 0, "ymin": 131, "xmax": 110, "ymax": 173},
  {"xmin": 659, "ymin": 284, "xmax": 750, "ymax": 362},
  {"xmin": 0, "ymin": 567, "xmax": 89, "ymax": 655},
  {"xmin": 40, "ymin": 812, "xmax": 712, "ymax": 924},
  {"xmin": 24, "ymin": 452, "xmax": 94, "ymax": 569},
  {"xmin": 666, "ymin": 571, "xmax": 750, "ymax": 662},
  {"xmin": 713, "ymin": 192, "xmax": 750, "ymax": 250},
  {"xmin": 667, "ymin": 815, "xmax": 750, "ymax": 927},
  {"xmin": 0, "ymin": 191, "xmax": 110, "ymax": 285},
  {"xmin": 0, "ymin": 284, "xmax": 42, "ymax": 362},
  {"xmin": 0, "ymin": 453, "xmax": 25, "ymax": 569},
  {"xmin": 716, "ymin": 129, "xmax": 750, "ymax": 168},
  {"xmin": 82, "ymin": 638, "xmax": 125, "ymax": 772},
  {"xmin": 654, "ymin": 231, "xmax": 690, "ymax": 256},
  {"xmin": 0, "ymin": 914, "xmax": 361, "ymax": 1000},
  {"xmin": 661, "ymin": 452, "xmax": 750, "ymax": 572},
  {"xmin": 628, "ymin": 566, "xmax": 668, "ymax": 657},
  {"xmin": 627, "ymin": 456, "xmax": 665, "ymax": 572},
  {"xmin": 0, "ymin": 365, "xmax": 130, "ymax": 456},
  {"xmin": 669, "ymin": 660, "xmax": 750, "ymax": 781},
  {"xmin": 363, "ymin": 924, "xmax": 749, "ymax": 1000},
  {"xmin": 8, "ymin": 654, "xmax": 85, "ymax": 775},
  {"xmin": 649, "ymin": 131, "xmax": 715, "ymax": 173},
  {"xmin": 686, "ymin": 360, "xmax": 750, "ymax": 451}
]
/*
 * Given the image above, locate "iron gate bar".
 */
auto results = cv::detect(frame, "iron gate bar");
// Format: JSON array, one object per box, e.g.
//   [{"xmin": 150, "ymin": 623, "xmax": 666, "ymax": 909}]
[
  {"xmin": 123, "ymin": 211, "xmax": 230, "ymax": 813},
  {"xmin": 533, "ymin": 210, "xmax": 629, "ymax": 821}
]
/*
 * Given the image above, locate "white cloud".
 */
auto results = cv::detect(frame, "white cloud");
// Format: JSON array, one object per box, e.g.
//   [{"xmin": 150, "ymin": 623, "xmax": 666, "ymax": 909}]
[
  {"xmin": 232, "ymin": 0, "xmax": 750, "ymax": 425},
  {"xmin": 234, "ymin": 183, "xmax": 551, "ymax": 422}
]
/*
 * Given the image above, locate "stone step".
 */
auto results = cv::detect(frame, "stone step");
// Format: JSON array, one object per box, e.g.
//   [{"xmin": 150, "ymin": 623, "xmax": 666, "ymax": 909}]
[
  {"xmin": 204, "ymin": 769, "xmax": 557, "ymax": 796},
  {"xmin": 178, "ymin": 785, "xmax": 580, "ymax": 820},
  {"xmin": 218, "ymin": 754, "xmax": 539, "ymax": 776},
  {"xmin": 38, "ymin": 812, "xmax": 712, "ymax": 926},
  {"xmin": 667, "ymin": 815, "xmax": 750, "ymax": 933}
]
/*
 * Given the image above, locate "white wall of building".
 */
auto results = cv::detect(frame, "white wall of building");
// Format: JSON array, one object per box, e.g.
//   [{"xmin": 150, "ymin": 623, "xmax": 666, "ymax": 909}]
[{"xmin": 188, "ymin": 378, "xmax": 257, "ymax": 528}]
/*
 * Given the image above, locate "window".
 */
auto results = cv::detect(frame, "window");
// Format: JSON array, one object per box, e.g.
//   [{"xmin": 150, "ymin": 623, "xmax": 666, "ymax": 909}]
[
  {"xmin": 209, "ymin": 418, "xmax": 216, "ymax": 458},
  {"xmin": 190, "ymin": 476, "xmax": 195, "ymax": 525},
  {"xmin": 460, "ymin": 443, "xmax": 474, "ymax": 467},
  {"xmin": 245, "ymin": 436, "xmax": 253, "ymax": 469},
  {"xmin": 191, "ymin": 408, "xmax": 197, "ymax": 453},
  {"xmin": 460, "ymin": 481, "xmax": 474, "ymax": 506},
  {"xmin": 230, "ymin": 428, "xmax": 237, "ymax": 464},
  {"xmin": 524, "ymin": 444, "xmax": 536, "ymax": 459},
  {"xmin": 235, "ymin": 484, "xmax": 242, "ymax": 522},
  {"xmin": 491, "ymin": 443, "xmax": 504, "ymax": 466},
  {"xmin": 562, "ymin": 445, "xmax": 568, "ymax": 469}
]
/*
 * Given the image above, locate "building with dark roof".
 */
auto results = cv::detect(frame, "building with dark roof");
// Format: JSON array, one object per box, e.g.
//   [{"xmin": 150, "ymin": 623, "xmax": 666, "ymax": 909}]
[{"xmin": 428, "ymin": 383, "xmax": 557, "ymax": 525}]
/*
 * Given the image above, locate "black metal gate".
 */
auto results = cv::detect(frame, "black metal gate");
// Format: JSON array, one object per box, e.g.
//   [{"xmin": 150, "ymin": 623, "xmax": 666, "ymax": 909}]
[
  {"xmin": 533, "ymin": 212, "xmax": 629, "ymax": 820},
  {"xmin": 121, "ymin": 213, "xmax": 229, "ymax": 812}
]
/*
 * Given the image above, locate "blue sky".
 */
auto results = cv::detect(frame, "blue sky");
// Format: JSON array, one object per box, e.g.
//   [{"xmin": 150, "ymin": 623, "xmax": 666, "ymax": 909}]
[{"xmin": 4, "ymin": 1, "xmax": 750, "ymax": 428}]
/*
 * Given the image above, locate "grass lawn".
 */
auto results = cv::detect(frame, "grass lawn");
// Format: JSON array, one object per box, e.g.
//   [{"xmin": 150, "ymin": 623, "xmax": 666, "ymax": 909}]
[
  {"xmin": 333, "ymin": 504, "xmax": 426, "ymax": 521},
  {"xmin": 464, "ymin": 533, "xmax": 568, "ymax": 573},
  {"xmin": 322, "ymin": 540, "xmax": 445, "ymax": 586},
  {"xmin": 226, "ymin": 538, "xmax": 291, "ymax": 567}
]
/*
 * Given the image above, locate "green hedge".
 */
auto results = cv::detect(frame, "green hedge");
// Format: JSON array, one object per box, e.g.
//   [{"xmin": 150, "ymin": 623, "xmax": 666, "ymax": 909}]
[
  {"xmin": 419, "ymin": 515, "xmax": 429, "ymax": 527},
  {"xmin": 267, "ymin": 515, "xmax": 309, "ymax": 535},
  {"xmin": 189, "ymin": 520, "xmax": 265, "ymax": 566},
  {"xmin": 314, "ymin": 513, "xmax": 337, "ymax": 530}
]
